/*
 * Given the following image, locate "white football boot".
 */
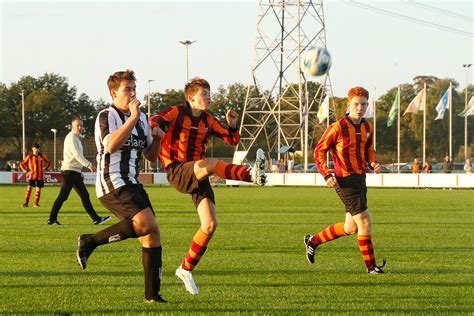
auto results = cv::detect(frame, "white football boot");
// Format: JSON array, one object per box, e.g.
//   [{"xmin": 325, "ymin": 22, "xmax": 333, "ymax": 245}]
[
  {"xmin": 175, "ymin": 266, "xmax": 199, "ymax": 295},
  {"xmin": 251, "ymin": 148, "xmax": 267, "ymax": 186}
]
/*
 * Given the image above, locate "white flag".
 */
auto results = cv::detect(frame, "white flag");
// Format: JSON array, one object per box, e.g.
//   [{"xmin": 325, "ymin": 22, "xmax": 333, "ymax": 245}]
[
  {"xmin": 459, "ymin": 96, "xmax": 474, "ymax": 117},
  {"xmin": 317, "ymin": 96, "xmax": 329, "ymax": 122},
  {"xmin": 363, "ymin": 98, "xmax": 374, "ymax": 118},
  {"xmin": 404, "ymin": 88, "xmax": 426, "ymax": 116},
  {"xmin": 434, "ymin": 88, "xmax": 450, "ymax": 120}
]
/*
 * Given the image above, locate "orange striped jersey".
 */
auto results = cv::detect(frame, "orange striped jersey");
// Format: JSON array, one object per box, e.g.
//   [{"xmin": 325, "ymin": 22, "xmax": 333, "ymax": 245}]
[
  {"xmin": 315, "ymin": 115, "xmax": 376, "ymax": 179},
  {"xmin": 149, "ymin": 102, "xmax": 240, "ymax": 169},
  {"xmin": 19, "ymin": 153, "xmax": 51, "ymax": 180}
]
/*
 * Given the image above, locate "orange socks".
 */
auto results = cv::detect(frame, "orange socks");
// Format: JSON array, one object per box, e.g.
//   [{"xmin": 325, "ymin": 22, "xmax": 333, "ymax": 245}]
[
  {"xmin": 357, "ymin": 234, "xmax": 376, "ymax": 270},
  {"xmin": 214, "ymin": 161, "xmax": 251, "ymax": 182},
  {"xmin": 182, "ymin": 229, "xmax": 212, "ymax": 271},
  {"xmin": 310, "ymin": 223, "xmax": 378, "ymax": 270},
  {"xmin": 34, "ymin": 190, "xmax": 41, "ymax": 206},
  {"xmin": 311, "ymin": 222, "xmax": 349, "ymax": 246},
  {"xmin": 24, "ymin": 188, "xmax": 32, "ymax": 205}
]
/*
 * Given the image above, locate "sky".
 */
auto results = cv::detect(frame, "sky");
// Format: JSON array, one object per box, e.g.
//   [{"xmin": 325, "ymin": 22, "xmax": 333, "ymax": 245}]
[{"xmin": 1, "ymin": 0, "xmax": 473, "ymax": 103}]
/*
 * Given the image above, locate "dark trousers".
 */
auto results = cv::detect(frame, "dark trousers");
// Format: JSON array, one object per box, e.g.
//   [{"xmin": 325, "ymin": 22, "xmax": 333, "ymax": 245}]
[{"xmin": 49, "ymin": 170, "xmax": 101, "ymax": 222}]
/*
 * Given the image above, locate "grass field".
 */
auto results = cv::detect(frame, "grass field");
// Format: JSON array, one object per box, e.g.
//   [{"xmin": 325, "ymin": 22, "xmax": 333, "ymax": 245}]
[{"xmin": 0, "ymin": 184, "xmax": 472, "ymax": 314}]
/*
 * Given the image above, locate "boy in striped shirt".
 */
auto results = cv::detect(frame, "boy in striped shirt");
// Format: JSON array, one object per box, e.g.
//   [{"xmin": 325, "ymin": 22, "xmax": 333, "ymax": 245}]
[
  {"xmin": 76, "ymin": 70, "xmax": 166, "ymax": 303},
  {"xmin": 20, "ymin": 143, "xmax": 51, "ymax": 208},
  {"xmin": 149, "ymin": 77, "xmax": 266, "ymax": 295},
  {"xmin": 304, "ymin": 86, "xmax": 386, "ymax": 274}
]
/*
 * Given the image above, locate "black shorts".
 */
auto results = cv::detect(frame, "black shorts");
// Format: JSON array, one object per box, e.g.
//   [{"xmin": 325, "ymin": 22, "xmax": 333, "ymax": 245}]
[
  {"xmin": 28, "ymin": 180, "xmax": 44, "ymax": 188},
  {"xmin": 166, "ymin": 162, "xmax": 215, "ymax": 208},
  {"xmin": 335, "ymin": 174, "xmax": 367, "ymax": 216},
  {"xmin": 99, "ymin": 183, "xmax": 155, "ymax": 220}
]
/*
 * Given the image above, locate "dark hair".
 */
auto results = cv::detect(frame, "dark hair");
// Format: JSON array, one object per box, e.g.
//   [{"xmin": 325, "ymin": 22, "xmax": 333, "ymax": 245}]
[
  {"xmin": 33, "ymin": 143, "xmax": 40, "ymax": 148},
  {"xmin": 71, "ymin": 116, "xmax": 82, "ymax": 123},
  {"xmin": 107, "ymin": 69, "xmax": 136, "ymax": 94},
  {"xmin": 184, "ymin": 77, "xmax": 210, "ymax": 101}
]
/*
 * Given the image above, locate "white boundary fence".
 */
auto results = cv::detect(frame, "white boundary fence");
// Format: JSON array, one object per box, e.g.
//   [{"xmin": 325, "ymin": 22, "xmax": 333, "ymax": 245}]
[
  {"xmin": 1, "ymin": 171, "xmax": 473, "ymax": 188},
  {"xmin": 226, "ymin": 173, "xmax": 474, "ymax": 188}
]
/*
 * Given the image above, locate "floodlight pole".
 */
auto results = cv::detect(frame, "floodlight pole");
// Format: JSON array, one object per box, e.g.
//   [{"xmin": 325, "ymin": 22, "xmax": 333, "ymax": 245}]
[
  {"xmin": 147, "ymin": 79, "xmax": 155, "ymax": 172},
  {"xmin": 21, "ymin": 90, "xmax": 26, "ymax": 159},
  {"xmin": 179, "ymin": 40, "xmax": 196, "ymax": 82},
  {"xmin": 463, "ymin": 64, "xmax": 472, "ymax": 160}
]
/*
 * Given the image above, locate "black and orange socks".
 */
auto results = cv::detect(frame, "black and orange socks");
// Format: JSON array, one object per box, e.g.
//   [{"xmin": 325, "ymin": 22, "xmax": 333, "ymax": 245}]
[
  {"xmin": 182, "ymin": 229, "xmax": 212, "ymax": 271},
  {"xmin": 215, "ymin": 161, "xmax": 252, "ymax": 182},
  {"xmin": 357, "ymin": 234, "xmax": 376, "ymax": 270},
  {"xmin": 310, "ymin": 222, "xmax": 349, "ymax": 246}
]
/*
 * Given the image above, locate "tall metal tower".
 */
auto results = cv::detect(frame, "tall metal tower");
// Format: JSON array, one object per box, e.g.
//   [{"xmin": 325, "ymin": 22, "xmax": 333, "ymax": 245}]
[{"xmin": 237, "ymin": 0, "xmax": 335, "ymax": 170}]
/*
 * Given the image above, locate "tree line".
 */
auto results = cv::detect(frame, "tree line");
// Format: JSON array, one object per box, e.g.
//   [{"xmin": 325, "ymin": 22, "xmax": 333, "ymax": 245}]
[{"xmin": 0, "ymin": 73, "xmax": 472, "ymax": 166}]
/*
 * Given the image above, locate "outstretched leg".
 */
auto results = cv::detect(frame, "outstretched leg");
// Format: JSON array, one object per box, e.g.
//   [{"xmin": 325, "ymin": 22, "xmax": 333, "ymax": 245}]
[
  {"xmin": 304, "ymin": 213, "xmax": 357, "ymax": 264},
  {"xmin": 193, "ymin": 148, "xmax": 266, "ymax": 185}
]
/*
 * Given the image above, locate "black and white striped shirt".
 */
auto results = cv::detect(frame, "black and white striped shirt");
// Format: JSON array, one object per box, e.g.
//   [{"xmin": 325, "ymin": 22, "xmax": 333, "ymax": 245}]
[{"xmin": 94, "ymin": 105, "xmax": 153, "ymax": 198}]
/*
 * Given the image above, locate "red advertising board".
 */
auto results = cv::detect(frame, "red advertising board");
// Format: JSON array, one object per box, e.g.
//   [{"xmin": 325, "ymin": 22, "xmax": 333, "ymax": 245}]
[
  {"xmin": 12, "ymin": 172, "xmax": 63, "ymax": 184},
  {"xmin": 12, "ymin": 172, "xmax": 154, "ymax": 185}
]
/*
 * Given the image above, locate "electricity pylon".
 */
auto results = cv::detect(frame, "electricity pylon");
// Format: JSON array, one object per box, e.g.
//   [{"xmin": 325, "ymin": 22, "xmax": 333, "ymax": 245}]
[{"xmin": 237, "ymin": 0, "xmax": 336, "ymax": 171}]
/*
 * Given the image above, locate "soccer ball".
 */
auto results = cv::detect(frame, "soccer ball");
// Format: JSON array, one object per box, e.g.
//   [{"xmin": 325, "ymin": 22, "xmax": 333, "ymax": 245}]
[{"xmin": 301, "ymin": 47, "xmax": 332, "ymax": 77}]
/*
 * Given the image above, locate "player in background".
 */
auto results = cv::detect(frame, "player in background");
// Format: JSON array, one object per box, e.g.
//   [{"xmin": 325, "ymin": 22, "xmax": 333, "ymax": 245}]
[
  {"xmin": 304, "ymin": 86, "xmax": 386, "ymax": 274},
  {"xmin": 20, "ymin": 143, "xmax": 51, "ymax": 208},
  {"xmin": 149, "ymin": 77, "xmax": 266, "ymax": 295},
  {"xmin": 48, "ymin": 116, "xmax": 111, "ymax": 225},
  {"xmin": 76, "ymin": 70, "xmax": 166, "ymax": 303}
]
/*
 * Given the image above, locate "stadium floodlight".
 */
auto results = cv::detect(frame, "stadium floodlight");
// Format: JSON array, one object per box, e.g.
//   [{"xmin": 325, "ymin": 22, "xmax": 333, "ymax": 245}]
[
  {"xmin": 51, "ymin": 129, "xmax": 57, "ymax": 171},
  {"xmin": 179, "ymin": 40, "xmax": 196, "ymax": 82}
]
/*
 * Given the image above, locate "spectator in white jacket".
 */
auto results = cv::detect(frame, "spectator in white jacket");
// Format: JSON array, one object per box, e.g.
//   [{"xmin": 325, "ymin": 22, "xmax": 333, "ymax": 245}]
[{"xmin": 48, "ymin": 117, "xmax": 110, "ymax": 225}]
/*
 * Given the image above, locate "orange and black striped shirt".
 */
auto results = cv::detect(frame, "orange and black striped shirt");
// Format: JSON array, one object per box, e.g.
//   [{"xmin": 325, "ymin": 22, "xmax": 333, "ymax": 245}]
[
  {"xmin": 315, "ymin": 115, "xmax": 376, "ymax": 179},
  {"xmin": 149, "ymin": 102, "xmax": 240, "ymax": 169},
  {"xmin": 20, "ymin": 153, "xmax": 51, "ymax": 180}
]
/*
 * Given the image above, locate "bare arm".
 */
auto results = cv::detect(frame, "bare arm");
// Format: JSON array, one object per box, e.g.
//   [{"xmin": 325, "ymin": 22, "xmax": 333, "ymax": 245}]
[
  {"xmin": 144, "ymin": 127, "xmax": 165, "ymax": 162},
  {"xmin": 106, "ymin": 99, "xmax": 141, "ymax": 153}
]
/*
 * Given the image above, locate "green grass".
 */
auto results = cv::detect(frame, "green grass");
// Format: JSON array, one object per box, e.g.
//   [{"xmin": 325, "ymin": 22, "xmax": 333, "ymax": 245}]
[{"xmin": 0, "ymin": 184, "xmax": 473, "ymax": 314}]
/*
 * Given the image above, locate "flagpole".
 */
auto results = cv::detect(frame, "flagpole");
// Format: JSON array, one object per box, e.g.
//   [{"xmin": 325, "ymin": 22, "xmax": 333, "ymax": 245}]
[
  {"xmin": 374, "ymin": 87, "xmax": 377, "ymax": 152},
  {"xmin": 304, "ymin": 80, "xmax": 309, "ymax": 172},
  {"xmin": 463, "ymin": 64, "xmax": 471, "ymax": 159},
  {"xmin": 423, "ymin": 83, "xmax": 426, "ymax": 166},
  {"xmin": 397, "ymin": 85, "xmax": 401, "ymax": 173},
  {"xmin": 449, "ymin": 83, "xmax": 452, "ymax": 160},
  {"xmin": 465, "ymin": 102, "xmax": 468, "ymax": 160}
]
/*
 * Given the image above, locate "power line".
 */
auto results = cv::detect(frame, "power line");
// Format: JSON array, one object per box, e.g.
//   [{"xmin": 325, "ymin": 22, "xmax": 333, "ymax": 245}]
[
  {"xmin": 406, "ymin": 0, "xmax": 474, "ymax": 23},
  {"xmin": 345, "ymin": 0, "xmax": 473, "ymax": 37}
]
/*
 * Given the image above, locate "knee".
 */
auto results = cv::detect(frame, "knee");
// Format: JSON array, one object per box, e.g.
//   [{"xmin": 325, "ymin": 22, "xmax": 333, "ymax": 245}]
[
  {"xmin": 344, "ymin": 223, "xmax": 358, "ymax": 235},
  {"xmin": 134, "ymin": 219, "xmax": 158, "ymax": 236},
  {"xmin": 201, "ymin": 219, "xmax": 218, "ymax": 235},
  {"xmin": 359, "ymin": 215, "xmax": 372, "ymax": 230},
  {"xmin": 205, "ymin": 159, "xmax": 219, "ymax": 171}
]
